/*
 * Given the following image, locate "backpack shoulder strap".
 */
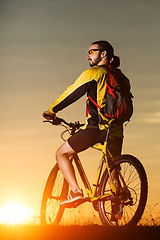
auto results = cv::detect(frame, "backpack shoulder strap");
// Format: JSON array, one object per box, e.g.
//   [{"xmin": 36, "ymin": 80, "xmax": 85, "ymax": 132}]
[{"xmin": 88, "ymin": 95, "xmax": 101, "ymax": 110}]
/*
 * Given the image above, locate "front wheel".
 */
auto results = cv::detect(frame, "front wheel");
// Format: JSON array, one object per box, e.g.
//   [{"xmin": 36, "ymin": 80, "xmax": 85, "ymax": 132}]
[
  {"xmin": 40, "ymin": 164, "xmax": 69, "ymax": 224},
  {"xmin": 98, "ymin": 154, "xmax": 148, "ymax": 227}
]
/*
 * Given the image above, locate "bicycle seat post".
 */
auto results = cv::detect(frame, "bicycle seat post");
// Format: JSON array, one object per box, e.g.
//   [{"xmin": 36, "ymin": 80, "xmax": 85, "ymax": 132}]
[{"xmin": 105, "ymin": 123, "xmax": 112, "ymax": 143}]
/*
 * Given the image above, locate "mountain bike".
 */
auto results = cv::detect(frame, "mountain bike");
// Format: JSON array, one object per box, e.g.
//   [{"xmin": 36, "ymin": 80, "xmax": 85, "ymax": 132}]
[{"xmin": 40, "ymin": 117, "xmax": 148, "ymax": 227}]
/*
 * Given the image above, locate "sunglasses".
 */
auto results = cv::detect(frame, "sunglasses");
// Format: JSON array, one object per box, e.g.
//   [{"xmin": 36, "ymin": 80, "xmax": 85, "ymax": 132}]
[{"xmin": 88, "ymin": 49, "xmax": 103, "ymax": 55}]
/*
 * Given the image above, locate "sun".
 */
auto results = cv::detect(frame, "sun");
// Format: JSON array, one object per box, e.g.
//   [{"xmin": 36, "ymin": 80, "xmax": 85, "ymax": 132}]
[{"xmin": 0, "ymin": 201, "xmax": 32, "ymax": 224}]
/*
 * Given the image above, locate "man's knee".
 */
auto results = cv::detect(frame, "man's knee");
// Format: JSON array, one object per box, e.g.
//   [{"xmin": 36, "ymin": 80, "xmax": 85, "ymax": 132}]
[
  {"xmin": 56, "ymin": 141, "xmax": 75, "ymax": 162},
  {"xmin": 56, "ymin": 147, "xmax": 67, "ymax": 162}
]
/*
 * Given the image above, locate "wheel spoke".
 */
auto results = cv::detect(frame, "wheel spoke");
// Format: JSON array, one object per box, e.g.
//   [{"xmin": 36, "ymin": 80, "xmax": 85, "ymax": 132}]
[
  {"xmin": 40, "ymin": 165, "xmax": 69, "ymax": 224},
  {"xmin": 98, "ymin": 156, "xmax": 147, "ymax": 227}
]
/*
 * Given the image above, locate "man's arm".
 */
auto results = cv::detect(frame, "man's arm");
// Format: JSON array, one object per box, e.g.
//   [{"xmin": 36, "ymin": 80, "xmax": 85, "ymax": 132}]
[{"xmin": 48, "ymin": 68, "xmax": 97, "ymax": 114}]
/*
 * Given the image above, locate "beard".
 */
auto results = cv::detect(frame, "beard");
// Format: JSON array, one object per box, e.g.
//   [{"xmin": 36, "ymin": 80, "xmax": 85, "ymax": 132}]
[{"xmin": 89, "ymin": 54, "xmax": 102, "ymax": 67}]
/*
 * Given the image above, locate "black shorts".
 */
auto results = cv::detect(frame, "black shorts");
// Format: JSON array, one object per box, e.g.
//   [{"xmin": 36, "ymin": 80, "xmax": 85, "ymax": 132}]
[{"xmin": 68, "ymin": 127, "xmax": 123, "ymax": 158}]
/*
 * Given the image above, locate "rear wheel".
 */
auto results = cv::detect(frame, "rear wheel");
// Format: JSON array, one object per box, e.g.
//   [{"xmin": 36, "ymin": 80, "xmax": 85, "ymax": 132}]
[
  {"xmin": 98, "ymin": 154, "xmax": 148, "ymax": 227},
  {"xmin": 40, "ymin": 164, "xmax": 69, "ymax": 224}
]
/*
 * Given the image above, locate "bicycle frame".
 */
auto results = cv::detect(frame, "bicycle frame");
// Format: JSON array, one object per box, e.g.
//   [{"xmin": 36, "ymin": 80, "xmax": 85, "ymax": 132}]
[{"xmin": 72, "ymin": 127, "xmax": 117, "ymax": 203}]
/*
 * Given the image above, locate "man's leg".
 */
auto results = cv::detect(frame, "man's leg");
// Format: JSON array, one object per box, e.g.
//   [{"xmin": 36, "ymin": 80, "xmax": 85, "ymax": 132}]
[
  {"xmin": 56, "ymin": 140, "xmax": 81, "ymax": 193},
  {"xmin": 108, "ymin": 136, "xmax": 123, "ymax": 224},
  {"xmin": 56, "ymin": 128, "xmax": 102, "ymax": 205},
  {"xmin": 56, "ymin": 128, "xmax": 101, "ymax": 192}
]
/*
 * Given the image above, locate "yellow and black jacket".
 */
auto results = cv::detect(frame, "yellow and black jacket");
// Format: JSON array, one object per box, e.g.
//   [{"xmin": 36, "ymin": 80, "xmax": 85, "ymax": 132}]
[{"xmin": 49, "ymin": 66, "xmax": 123, "ymax": 137}]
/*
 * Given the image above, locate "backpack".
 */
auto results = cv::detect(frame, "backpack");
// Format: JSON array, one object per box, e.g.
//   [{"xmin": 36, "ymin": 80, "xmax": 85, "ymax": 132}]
[{"xmin": 88, "ymin": 66, "xmax": 133, "ymax": 124}]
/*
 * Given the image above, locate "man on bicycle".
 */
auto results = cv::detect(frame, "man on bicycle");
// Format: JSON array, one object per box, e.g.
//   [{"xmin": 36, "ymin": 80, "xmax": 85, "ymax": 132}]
[{"xmin": 43, "ymin": 41, "xmax": 131, "ymax": 210}]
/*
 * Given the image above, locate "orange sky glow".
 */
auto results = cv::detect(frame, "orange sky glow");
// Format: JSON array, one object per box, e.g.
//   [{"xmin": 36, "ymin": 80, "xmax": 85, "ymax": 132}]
[{"xmin": 0, "ymin": 0, "xmax": 160, "ymax": 225}]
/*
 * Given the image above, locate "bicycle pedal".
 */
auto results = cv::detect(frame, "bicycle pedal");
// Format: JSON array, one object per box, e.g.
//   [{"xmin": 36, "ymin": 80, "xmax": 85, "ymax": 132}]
[{"xmin": 62, "ymin": 198, "xmax": 86, "ymax": 209}]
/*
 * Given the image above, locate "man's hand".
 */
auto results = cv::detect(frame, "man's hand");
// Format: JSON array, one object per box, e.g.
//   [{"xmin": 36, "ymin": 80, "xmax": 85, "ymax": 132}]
[{"xmin": 42, "ymin": 110, "xmax": 56, "ymax": 120}]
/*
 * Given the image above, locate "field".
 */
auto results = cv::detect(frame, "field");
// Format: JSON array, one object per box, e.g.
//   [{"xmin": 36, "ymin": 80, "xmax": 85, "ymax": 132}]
[
  {"xmin": 0, "ymin": 225, "xmax": 160, "ymax": 240},
  {"xmin": 0, "ymin": 203, "xmax": 160, "ymax": 240}
]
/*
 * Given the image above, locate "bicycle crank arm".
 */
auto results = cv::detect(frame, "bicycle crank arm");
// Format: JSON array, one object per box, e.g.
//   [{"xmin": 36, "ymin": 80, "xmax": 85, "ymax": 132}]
[
  {"xmin": 61, "ymin": 198, "xmax": 88, "ymax": 209},
  {"xmin": 98, "ymin": 194, "xmax": 118, "ymax": 202}
]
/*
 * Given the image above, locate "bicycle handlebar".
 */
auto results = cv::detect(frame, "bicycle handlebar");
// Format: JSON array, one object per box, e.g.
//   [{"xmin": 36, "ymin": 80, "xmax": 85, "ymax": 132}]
[{"xmin": 43, "ymin": 116, "xmax": 84, "ymax": 129}]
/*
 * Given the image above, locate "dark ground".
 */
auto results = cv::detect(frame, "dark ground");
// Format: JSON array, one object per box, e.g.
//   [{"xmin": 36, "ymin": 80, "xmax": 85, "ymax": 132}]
[{"xmin": 0, "ymin": 225, "xmax": 160, "ymax": 240}]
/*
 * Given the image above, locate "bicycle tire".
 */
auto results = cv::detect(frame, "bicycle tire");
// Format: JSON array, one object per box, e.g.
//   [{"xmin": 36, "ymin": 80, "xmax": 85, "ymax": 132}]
[
  {"xmin": 98, "ymin": 154, "xmax": 148, "ymax": 227},
  {"xmin": 40, "ymin": 163, "xmax": 69, "ymax": 224}
]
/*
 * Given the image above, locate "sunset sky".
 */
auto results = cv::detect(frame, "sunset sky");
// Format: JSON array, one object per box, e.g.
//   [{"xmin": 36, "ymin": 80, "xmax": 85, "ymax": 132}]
[{"xmin": 0, "ymin": 0, "xmax": 160, "ymax": 221}]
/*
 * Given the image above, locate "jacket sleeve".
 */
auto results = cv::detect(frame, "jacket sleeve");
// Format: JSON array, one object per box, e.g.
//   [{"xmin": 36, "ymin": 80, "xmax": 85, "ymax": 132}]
[{"xmin": 49, "ymin": 69, "xmax": 97, "ymax": 113}]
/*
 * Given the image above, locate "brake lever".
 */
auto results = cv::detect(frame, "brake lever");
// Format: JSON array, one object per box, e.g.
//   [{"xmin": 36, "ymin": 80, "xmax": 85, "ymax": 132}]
[
  {"xmin": 43, "ymin": 120, "xmax": 53, "ymax": 124},
  {"xmin": 43, "ymin": 117, "xmax": 63, "ymax": 125}
]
